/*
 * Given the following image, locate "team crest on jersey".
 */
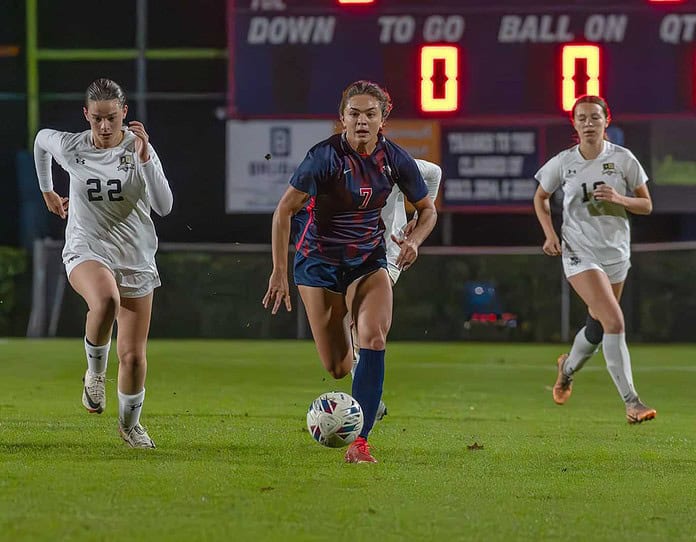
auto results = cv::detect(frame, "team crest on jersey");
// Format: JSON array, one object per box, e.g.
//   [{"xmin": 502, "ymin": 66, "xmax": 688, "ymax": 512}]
[
  {"xmin": 117, "ymin": 154, "xmax": 136, "ymax": 172},
  {"xmin": 602, "ymin": 163, "xmax": 616, "ymax": 175},
  {"xmin": 75, "ymin": 155, "xmax": 85, "ymax": 165},
  {"xmin": 566, "ymin": 168, "xmax": 576, "ymax": 176}
]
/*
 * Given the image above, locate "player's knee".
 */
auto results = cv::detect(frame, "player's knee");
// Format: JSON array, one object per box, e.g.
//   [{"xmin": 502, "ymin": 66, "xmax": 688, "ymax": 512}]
[
  {"xmin": 118, "ymin": 350, "xmax": 146, "ymax": 370},
  {"xmin": 89, "ymin": 294, "xmax": 119, "ymax": 323},
  {"xmin": 599, "ymin": 313, "xmax": 624, "ymax": 335},
  {"xmin": 584, "ymin": 315, "xmax": 604, "ymax": 345},
  {"xmin": 356, "ymin": 319, "xmax": 389, "ymax": 352},
  {"xmin": 359, "ymin": 335, "xmax": 386, "ymax": 351}
]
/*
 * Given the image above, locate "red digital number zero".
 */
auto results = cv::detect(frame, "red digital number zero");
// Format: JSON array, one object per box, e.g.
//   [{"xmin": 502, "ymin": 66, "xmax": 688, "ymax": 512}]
[
  {"xmin": 562, "ymin": 44, "xmax": 601, "ymax": 111},
  {"xmin": 420, "ymin": 45, "xmax": 459, "ymax": 112}
]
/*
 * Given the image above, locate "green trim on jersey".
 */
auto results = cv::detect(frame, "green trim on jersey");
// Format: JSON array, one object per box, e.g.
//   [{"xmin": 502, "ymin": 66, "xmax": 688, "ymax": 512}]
[{"xmin": 587, "ymin": 199, "xmax": 627, "ymax": 218}]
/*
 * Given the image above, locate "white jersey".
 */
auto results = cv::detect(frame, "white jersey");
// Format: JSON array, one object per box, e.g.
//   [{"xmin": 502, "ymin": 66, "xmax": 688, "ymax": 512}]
[
  {"xmin": 383, "ymin": 159, "xmax": 441, "ymax": 282},
  {"xmin": 34, "ymin": 128, "xmax": 172, "ymax": 274},
  {"xmin": 535, "ymin": 141, "xmax": 648, "ymax": 265}
]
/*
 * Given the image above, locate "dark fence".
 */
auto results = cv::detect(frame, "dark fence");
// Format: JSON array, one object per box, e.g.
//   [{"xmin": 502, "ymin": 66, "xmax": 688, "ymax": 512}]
[{"xmin": 4, "ymin": 242, "xmax": 694, "ymax": 342}]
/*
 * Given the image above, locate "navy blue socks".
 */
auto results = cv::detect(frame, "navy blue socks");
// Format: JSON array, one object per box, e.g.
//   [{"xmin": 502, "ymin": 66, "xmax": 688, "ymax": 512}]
[{"xmin": 352, "ymin": 348, "xmax": 385, "ymax": 439}]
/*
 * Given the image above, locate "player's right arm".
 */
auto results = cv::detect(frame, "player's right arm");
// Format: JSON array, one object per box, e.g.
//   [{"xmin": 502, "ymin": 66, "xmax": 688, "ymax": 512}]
[
  {"xmin": 533, "ymin": 185, "xmax": 561, "ymax": 256},
  {"xmin": 263, "ymin": 185, "xmax": 310, "ymax": 314},
  {"xmin": 533, "ymin": 154, "xmax": 562, "ymax": 256},
  {"xmin": 33, "ymin": 129, "xmax": 69, "ymax": 219}
]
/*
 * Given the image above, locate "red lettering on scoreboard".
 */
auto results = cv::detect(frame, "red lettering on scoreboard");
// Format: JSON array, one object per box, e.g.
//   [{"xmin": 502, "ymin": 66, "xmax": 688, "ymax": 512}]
[
  {"xmin": 561, "ymin": 44, "xmax": 601, "ymax": 112},
  {"xmin": 420, "ymin": 45, "xmax": 459, "ymax": 113}
]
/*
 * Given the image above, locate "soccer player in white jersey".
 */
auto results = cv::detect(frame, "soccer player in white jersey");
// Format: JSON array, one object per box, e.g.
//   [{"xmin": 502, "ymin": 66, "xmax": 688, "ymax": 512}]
[
  {"xmin": 533, "ymin": 94, "xmax": 656, "ymax": 424},
  {"xmin": 351, "ymin": 158, "xmax": 442, "ymax": 420},
  {"xmin": 33, "ymin": 78, "xmax": 173, "ymax": 447},
  {"xmin": 384, "ymin": 159, "xmax": 442, "ymax": 284}
]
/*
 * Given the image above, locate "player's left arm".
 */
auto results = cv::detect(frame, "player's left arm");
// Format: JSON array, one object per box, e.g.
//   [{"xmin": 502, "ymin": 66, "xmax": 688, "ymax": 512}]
[
  {"xmin": 129, "ymin": 121, "xmax": 173, "ymax": 217},
  {"xmin": 594, "ymin": 182, "xmax": 652, "ymax": 215},
  {"xmin": 593, "ymin": 154, "xmax": 652, "ymax": 215}
]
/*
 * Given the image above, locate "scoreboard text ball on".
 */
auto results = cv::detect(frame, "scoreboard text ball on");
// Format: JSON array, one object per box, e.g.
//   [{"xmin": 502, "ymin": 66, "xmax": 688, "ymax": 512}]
[{"xmin": 229, "ymin": 0, "xmax": 696, "ymax": 118}]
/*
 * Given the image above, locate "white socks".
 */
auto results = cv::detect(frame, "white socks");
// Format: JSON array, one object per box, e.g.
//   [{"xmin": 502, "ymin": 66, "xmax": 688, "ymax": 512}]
[
  {"xmin": 564, "ymin": 327, "xmax": 600, "ymax": 375},
  {"xmin": 85, "ymin": 337, "xmax": 110, "ymax": 375},
  {"xmin": 603, "ymin": 333, "xmax": 638, "ymax": 403},
  {"xmin": 118, "ymin": 389, "xmax": 145, "ymax": 430}
]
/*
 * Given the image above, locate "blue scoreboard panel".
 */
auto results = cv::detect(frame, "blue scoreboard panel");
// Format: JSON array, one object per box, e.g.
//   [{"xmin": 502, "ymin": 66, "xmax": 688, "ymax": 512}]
[{"xmin": 229, "ymin": 0, "xmax": 696, "ymax": 118}]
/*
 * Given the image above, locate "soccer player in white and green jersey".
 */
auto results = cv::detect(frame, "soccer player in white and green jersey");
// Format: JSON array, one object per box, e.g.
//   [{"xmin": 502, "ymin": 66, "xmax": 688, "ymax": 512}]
[
  {"xmin": 534, "ymin": 94, "xmax": 656, "ymax": 424},
  {"xmin": 384, "ymin": 158, "xmax": 442, "ymax": 284},
  {"xmin": 33, "ymin": 78, "xmax": 173, "ymax": 447},
  {"xmin": 351, "ymin": 158, "xmax": 442, "ymax": 421}
]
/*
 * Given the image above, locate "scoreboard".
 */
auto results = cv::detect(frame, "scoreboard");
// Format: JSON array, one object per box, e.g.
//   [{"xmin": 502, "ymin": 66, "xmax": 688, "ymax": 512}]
[
  {"xmin": 225, "ymin": 0, "xmax": 696, "ymax": 213},
  {"xmin": 228, "ymin": 0, "xmax": 696, "ymax": 118}
]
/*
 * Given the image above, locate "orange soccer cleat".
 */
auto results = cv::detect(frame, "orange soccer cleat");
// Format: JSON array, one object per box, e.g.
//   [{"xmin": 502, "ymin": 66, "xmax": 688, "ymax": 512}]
[
  {"xmin": 626, "ymin": 399, "xmax": 657, "ymax": 424},
  {"xmin": 552, "ymin": 353, "xmax": 573, "ymax": 405},
  {"xmin": 344, "ymin": 437, "xmax": 377, "ymax": 464}
]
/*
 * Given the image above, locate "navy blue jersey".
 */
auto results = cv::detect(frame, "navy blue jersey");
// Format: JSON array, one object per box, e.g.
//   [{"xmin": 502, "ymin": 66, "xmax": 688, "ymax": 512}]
[{"xmin": 291, "ymin": 133, "xmax": 428, "ymax": 265}]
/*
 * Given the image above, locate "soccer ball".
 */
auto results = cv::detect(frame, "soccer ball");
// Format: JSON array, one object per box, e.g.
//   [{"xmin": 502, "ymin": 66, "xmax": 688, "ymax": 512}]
[{"xmin": 306, "ymin": 392, "xmax": 364, "ymax": 448}]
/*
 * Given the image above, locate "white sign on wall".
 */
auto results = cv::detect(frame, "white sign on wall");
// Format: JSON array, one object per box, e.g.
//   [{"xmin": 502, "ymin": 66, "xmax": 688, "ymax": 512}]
[{"xmin": 226, "ymin": 120, "xmax": 334, "ymax": 213}]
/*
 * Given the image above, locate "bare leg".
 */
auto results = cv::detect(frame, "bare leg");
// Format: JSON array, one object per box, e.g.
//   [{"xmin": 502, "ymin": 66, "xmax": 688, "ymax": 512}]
[
  {"xmin": 298, "ymin": 285, "xmax": 352, "ymax": 379},
  {"xmin": 115, "ymin": 293, "xmax": 154, "ymax": 444},
  {"xmin": 68, "ymin": 261, "xmax": 119, "ymax": 413},
  {"xmin": 68, "ymin": 260, "xmax": 120, "ymax": 345},
  {"xmin": 345, "ymin": 269, "xmax": 392, "ymax": 440},
  {"xmin": 116, "ymin": 293, "xmax": 153, "ymax": 394}
]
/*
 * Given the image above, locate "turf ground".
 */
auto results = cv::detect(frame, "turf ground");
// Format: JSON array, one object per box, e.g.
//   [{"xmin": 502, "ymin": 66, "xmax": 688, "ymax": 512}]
[{"xmin": 1, "ymin": 339, "xmax": 695, "ymax": 541}]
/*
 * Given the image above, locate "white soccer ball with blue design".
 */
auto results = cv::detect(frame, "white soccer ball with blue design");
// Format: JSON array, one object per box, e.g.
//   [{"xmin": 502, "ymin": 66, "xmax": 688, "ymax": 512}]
[{"xmin": 306, "ymin": 391, "xmax": 364, "ymax": 448}]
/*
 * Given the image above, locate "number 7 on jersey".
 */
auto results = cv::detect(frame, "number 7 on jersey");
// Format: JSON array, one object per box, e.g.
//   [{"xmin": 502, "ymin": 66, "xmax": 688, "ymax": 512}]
[{"xmin": 359, "ymin": 187, "xmax": 372, "ymax": 209}]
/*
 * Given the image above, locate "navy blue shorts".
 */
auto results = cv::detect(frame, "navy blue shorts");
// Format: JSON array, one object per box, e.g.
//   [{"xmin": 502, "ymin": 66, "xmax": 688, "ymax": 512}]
[{"xmin": 293, "ymin": 246, "xmax": 387, "ymax": 294}]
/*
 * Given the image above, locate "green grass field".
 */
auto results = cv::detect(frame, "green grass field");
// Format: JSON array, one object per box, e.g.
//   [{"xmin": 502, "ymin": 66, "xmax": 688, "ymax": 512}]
[{"xmin": 1, "ymin": 339, "xmax": 695, "ymax": 541}]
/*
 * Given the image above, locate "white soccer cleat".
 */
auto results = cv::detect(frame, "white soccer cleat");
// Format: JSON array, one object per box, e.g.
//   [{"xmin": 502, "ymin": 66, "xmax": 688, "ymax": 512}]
[
  {"xmin": 82, "ymin": 370, "xmax": 106, "ymax": 414},
  {"xmin": 376, "ymin": 400, "xmax": 388, "ymax": 422},
  {"xmin": 119, "ymin": 423, "xmax": 156, "ymax": 449}
]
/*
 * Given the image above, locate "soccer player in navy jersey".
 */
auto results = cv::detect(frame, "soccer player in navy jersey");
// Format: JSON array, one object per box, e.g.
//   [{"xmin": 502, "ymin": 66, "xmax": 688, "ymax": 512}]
[{"xmin": 263, "ymin": 80, "xmax": 437, "ymax": 463}]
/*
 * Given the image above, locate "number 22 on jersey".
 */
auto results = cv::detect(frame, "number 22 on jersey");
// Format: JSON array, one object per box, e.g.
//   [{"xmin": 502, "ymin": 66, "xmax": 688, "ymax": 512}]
[{"xmin": 86, "ymin": 178, "xmax": 124, "ymax": 202}]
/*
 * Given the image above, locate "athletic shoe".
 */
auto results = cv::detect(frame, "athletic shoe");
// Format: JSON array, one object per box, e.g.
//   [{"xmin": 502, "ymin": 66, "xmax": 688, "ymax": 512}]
[
  {"xmin": 626, "ymin": 399, "xmax": 657, "ymax": 424},
  {"xmin": 344, "ymin": 436, "xmax": 377, "ymax": 464},
  {"xmin": 82, "ymin": 370, "xmax": 106, "ymax": 414},
  {"xmin": 552, "ymin": 353, "xmax": 573, "ymax": 405},
  {"xmin": 376, "ymin": 400, "xmax": 388, "ymax": 422},
  {"xmin": 119, "ymin": 423, "xmax": 156, "ymax": 448}
]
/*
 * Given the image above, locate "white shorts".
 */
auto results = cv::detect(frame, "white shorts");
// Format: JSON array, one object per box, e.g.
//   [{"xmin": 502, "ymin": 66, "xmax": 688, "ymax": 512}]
[
  {"xmin": 65, "ymin": 254, "xmax": 161, "ymax": 298},
  {"xmin": 387, "ymin": 262, "xmax": 400, "ymax": 285},
  {"xmin": 562, "ymin": 253, "xmax": 631, "ymax": 284}
]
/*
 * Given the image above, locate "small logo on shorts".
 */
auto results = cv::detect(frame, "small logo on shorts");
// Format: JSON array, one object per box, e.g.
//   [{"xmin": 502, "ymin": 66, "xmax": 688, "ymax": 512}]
[
  {"xmin": 569, "ymin": 256, "xmax": 581, "ymax": 266},
  {"xmin": 66, "ymin": 255, "xmax": 80, "ymax": 264}
]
